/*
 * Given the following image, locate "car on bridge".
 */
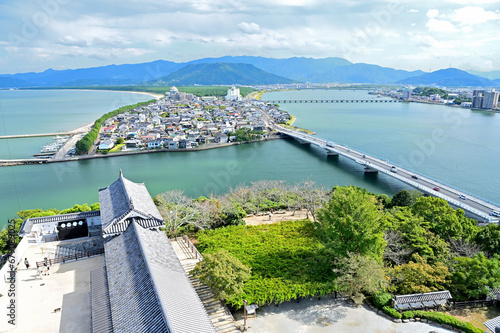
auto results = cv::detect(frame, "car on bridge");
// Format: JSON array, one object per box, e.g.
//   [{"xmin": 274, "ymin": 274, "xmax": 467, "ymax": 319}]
[
  {"xmin": 391, "ymin": 166, "xmax": 398, "ymax": 173},
  {"xmin": 411, "ymin": 175, "xmax": 419, "ymax": 180},
  {"xmin": 459, "ymin": 195, "xmax": 466, "ymax": 200},
  {"xmin": 490, "ymin": 211, "xmax": 500, "ymax": 217},
  {"xmin": 433, "ymin": 186, "xmax": 440, "ymax": 191},
  {"xmin": 326, "ymin": 141, "xmax": 336, "ymax": 148}
]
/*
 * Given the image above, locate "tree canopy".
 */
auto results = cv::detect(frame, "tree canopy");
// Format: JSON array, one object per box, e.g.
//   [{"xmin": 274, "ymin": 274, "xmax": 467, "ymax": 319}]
[{"xmin": 317, "ymin": 186, "xmax": 386, "ymax": 261}]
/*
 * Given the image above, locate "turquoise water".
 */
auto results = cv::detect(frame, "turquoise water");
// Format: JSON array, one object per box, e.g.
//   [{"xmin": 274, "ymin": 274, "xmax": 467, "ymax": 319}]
[
  {"xmin": 0, "ymin": 89, "xmax": 153, "ymax": 159},
  {"xmin": 263, "ymin": 90, "xmax": 500, "ymax": 203},
  {"xmin": 0, "ymin": 88, "xmax": 499, "ymax": 229}
]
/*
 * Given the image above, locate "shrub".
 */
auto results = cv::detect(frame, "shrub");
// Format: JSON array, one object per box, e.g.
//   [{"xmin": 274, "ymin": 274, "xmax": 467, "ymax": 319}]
[
  {"xmin": 372, "ymin": 292, "xmax": 392, "ymax": 308},
  {"xmin": 402, "ymin": 311, "xmax": 415, "ymax": 319},
  {"xmin": 382, "ymin": 306, "xmax": 402, "ymax": 319},
  {"xmin": 401, "ymin": 311, "xmax": 483, "ymax": 333},
  {"xmin": 418, "ymin": 312, "xmax": 482, "ymax": 333}
]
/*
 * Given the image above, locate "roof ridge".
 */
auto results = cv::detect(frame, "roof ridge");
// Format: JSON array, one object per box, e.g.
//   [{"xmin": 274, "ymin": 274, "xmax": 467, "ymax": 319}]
[{"xmin": 118, "ymin": 173, "xmax": 134, "ymax": 211}]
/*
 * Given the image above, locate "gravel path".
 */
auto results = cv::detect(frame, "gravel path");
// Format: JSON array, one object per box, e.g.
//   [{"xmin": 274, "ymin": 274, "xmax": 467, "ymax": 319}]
[{"xmin": 234, "ymin": 296, "xmax": 455, "ymax": 333}]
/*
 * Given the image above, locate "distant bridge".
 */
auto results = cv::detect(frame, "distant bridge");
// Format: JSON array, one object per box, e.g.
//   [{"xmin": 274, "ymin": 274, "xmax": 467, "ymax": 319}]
[
  {"xmin": 262, "ymin": 118, "xmax": 500, "ymax": 223},
  {"xmin": 265, "ymin": 99, "xmax": 401, "ymax": 104}
]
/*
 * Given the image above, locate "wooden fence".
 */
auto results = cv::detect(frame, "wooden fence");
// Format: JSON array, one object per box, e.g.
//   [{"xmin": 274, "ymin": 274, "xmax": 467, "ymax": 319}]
[
  {"xmin": 450, "ymin": 299, "xmax": 496, "ymax": 309},
  {"xmin": 36, "ymin": 248, "xmax": 104, "ymax": 268}
]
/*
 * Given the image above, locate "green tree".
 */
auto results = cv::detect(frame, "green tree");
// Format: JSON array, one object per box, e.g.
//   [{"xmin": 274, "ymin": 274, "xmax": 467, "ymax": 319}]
[
  {"xmin": 450, "ymin": 253, "xmax": 500, "ymax": 301},
  {"xmin": 190, "ymin": 250, "xmax": 251, "ymax": 301},
  {"xmin": 384, "ymin": 207, "xmax": 450, "ymax": 264},
  {"xmin": 475, "ymin": 224, "xmax": 500, "ymax": 256},
  {"xmin": 116, "ymin": 137, "xmax": 125, "ymax": 144},
  {"xmin": 390, "ymin": 189, "xmax": 421, "ymax": 208},
  {"xmin": 389, "ymin": 254, "xmax": 449, "ymax": 294},
  {"xmin": 334, "ymin": 253, "xmax": 389, "ymax": 304},
  {"xmin": 411, "ymin": 197, "xmax": 477, "ymax": 241},
  {"xmin": 317, "ymin": 186, "xmax": 386, "ymax": 261}
]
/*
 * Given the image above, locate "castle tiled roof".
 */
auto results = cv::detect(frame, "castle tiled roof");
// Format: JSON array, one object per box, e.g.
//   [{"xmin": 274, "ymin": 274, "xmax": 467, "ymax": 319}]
[
  {"xmin": 104, "ymin": 221, "xmax": 215, "ymax": 333},
  {"xmin": 99, "ymin": 172, "xmax": 163, "ymax": 235},
  {"xmin": 90, "ymin": 266, "xmax": 113, "ymax": 333}
]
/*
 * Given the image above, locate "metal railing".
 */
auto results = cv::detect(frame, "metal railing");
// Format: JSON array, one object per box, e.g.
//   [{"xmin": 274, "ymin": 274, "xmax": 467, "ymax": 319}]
[
  {"xmin": 35, "ymin": 248, "xmax": 104, "ymax": 268},
  {"xmin": 276, "ymin": 124, "xmax": 500, "ymax": 220},
  {"xmin": 176, "ymin": 235, "xmax": 203, "ymax": 260}
]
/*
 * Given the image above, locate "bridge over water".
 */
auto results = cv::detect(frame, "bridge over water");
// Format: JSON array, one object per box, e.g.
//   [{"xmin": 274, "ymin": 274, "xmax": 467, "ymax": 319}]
[
  {"xmin": 266, "ymin": 99, "xmax": 401, "ymax": 104},
  {"xmin": 269, "ymin": 123, "xmax": 499, "ymax": 223}
]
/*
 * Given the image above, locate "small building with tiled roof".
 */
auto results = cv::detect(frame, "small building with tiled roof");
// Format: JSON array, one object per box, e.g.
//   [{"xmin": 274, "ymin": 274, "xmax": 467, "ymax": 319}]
[
  {"xmin": 19, "ymin": 210, "xmax": 101, "ymax": 243},
  {"xmin": 393, "ymin": 290, "xmax": 452, "ymax": 311},
  {"xmin": 484, "ymin": 316, "xmax": 500, "ymax": 333}
]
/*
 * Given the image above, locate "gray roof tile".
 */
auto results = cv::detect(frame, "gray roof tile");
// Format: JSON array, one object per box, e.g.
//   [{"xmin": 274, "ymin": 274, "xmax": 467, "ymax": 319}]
[
  {"xmin": 19, "ymin": 210, "xmax": 100, "ymax": 235},
  {"xmin": 99, "ymin": 173, "xmax": 163, "ymax": 233},
  {"xmin": 394, "ymin": 290, "xmax": 452, "ymax": 305},
  {"xmin": 104, "ymin": 221, "xmax": 215, "ymax": 333},
  {"xmin": 91, "ymin": 266, "xmax": 114, "ymax": 333},
  {"xmin": 484, "ymin": 316, "xmax": 500, "ymax": 333}
]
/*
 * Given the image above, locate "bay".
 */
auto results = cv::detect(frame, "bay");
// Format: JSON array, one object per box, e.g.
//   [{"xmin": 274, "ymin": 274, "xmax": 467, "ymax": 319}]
[
  {"xmin": 1, "ymin": 88, "xmax": 499, "ymax": 229},
  {"xmin": 0, "ymin": 89, "xmax": 154, "ymax": 159}
]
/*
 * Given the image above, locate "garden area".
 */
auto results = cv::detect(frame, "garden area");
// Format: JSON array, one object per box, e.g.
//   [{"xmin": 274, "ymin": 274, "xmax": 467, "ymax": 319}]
[{"xmin": 156, "ymin": 182, "xmax": 500, "ymax": 332}]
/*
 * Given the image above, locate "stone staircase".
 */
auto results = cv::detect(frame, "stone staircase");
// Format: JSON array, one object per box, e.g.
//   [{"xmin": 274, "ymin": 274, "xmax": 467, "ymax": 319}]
[{"xmin": 171, "ymin": 238, "xmax": 240, "ymax": 333}]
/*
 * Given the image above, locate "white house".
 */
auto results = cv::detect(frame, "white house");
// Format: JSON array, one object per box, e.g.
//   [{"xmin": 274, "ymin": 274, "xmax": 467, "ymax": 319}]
[
  {"xmin": 148, "ymin": 139, "xmax": 165, "ymax": 149},
  {"xmin": 98, "ymin": 139, "xmax": 115, "ymax": 150}
]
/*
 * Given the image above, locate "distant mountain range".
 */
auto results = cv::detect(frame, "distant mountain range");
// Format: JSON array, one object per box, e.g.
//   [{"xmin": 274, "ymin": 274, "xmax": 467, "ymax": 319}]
[
  {"xmin": 154, "ymin": 63, "xmax": 296, "ymax": 85},
  {"xmin": 397, "ymin": 68, "xmax": 499, "ymax": 87},
  {"xmin": 1, "ymin": 56, "xmax": 499, "ymax": 87}
]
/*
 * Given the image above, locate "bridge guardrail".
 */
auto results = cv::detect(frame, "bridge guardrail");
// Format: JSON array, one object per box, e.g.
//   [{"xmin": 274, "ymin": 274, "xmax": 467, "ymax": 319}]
[
  {"xmin": 287, "ymin": 128, "xmax": 499, "ymax": 208},
  {"xmin": 277, "ymin": 125, "xmax": 498, "ymax": 220}
]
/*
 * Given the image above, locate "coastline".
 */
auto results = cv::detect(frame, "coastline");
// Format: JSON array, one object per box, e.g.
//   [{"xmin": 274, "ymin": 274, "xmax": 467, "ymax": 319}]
[
  {"xmin": 50, "ymin": 88, "xmax": 164, "ymax": 100},
  {"xmin": 0, "ymin": 135, "xmax": 284, "ymax": 167}
]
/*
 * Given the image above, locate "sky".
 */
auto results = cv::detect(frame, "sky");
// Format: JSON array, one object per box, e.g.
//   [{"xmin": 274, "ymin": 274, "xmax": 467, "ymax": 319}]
[{"xmin": 0, "ymin": 0, "xmax": 499, "ymax": 74}]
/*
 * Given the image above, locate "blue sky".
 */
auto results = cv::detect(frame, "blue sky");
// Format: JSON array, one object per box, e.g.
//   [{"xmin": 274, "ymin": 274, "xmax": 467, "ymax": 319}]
[{"xmin": 0, "ymin": 0, "xmax": 499, "ymax": 74}]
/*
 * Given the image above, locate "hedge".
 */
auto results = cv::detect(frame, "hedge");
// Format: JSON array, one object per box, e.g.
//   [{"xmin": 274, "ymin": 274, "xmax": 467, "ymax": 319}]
[
  {"xmin": 372, "ymin": 292, "xmax": 392, "ymax": 309},
  {"xmin": 388, "ymin": 310, "xmax": 482, "ymax": 333},
  {"xmin": 75, "ymin": 99, "xmax": 155, "ymax": 154},
  {"xmin": 382, "ymin": 306, "xmax": 402, "ymax": 319}
]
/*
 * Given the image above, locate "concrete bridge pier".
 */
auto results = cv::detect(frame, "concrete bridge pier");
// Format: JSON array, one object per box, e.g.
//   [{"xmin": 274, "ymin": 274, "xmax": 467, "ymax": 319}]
[
  {"xmin": 296, "ymin": 138, "xmax": 311, "ymax": 145},
  {"xmin": 364, "ymin": 166, "xmax": 378, "ymax": 173},
  {"xmin": 325, "ymin": 149, "xmax": 339, "ymax": 156}
]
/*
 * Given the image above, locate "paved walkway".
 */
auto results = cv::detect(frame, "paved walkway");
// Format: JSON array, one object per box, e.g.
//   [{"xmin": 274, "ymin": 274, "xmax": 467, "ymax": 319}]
[
  {"xmin": 0, "ymin": 255, "xmax": 104, "ymax": 333},
  {"xmin": 234, "ymin": 296, "xmax": 455, "ymax": 333}
]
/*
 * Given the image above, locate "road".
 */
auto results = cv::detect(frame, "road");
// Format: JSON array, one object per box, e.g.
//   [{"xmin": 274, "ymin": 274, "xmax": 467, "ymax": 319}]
[{"xmin": 261, "ymin": 111, "xmax": 500, "ymax": 223}]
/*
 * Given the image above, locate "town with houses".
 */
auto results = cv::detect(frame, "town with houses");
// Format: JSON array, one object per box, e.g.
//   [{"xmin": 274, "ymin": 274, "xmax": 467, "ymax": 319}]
[
  {"xmin": 95, "ymin": 86, "xmax": 290, "ymax": 154},
  {"xmin": 378, "ymin": 87, "xmax": 500, "ymax": 109}
]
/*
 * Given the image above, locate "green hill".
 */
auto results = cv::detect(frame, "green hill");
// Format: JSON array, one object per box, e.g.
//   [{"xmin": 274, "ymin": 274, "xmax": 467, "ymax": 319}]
[{"xmin": 155, "ymin": 63, "xmax": 297, "ymax": 85}]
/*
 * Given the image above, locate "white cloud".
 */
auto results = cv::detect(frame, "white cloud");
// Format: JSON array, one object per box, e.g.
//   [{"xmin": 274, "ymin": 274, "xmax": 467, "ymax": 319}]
[
  {"xmin": 451, "ymin": 6, "xmax": 500, "ymax": 26},
  {"xmin": 237, "ymin": 22, "xmax": 261, "ymax": 34},
  {"xmin": 445, "ymin": 0, "xmax": 500, "ymax": 4},
  {"xmin": 426, "ymin": 18, "xmax": 458, "ymax": 32},
  {"xmin": 407, "ymin": 9, "xmax": 418, "ymax": 13},
  {"xmin": 426, "ymin": 9, "xmax": 439, "ymax": 18}
]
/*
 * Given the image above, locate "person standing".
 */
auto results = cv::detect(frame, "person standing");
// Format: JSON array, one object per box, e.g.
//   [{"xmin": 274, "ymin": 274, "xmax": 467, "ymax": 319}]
[{"xmin": 24, "ymin": 258, "xmax": 30, "ymax": 269}]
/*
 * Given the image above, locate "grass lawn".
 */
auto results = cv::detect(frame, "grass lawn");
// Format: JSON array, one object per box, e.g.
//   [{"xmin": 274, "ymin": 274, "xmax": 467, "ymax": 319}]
[
  {"xmin": 109, "ymin": 144, "xmax": 124, "ymax": 153},
  {"xmin": 445, "ymin": 306, "xmax": 500, "ymax": 331}
]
